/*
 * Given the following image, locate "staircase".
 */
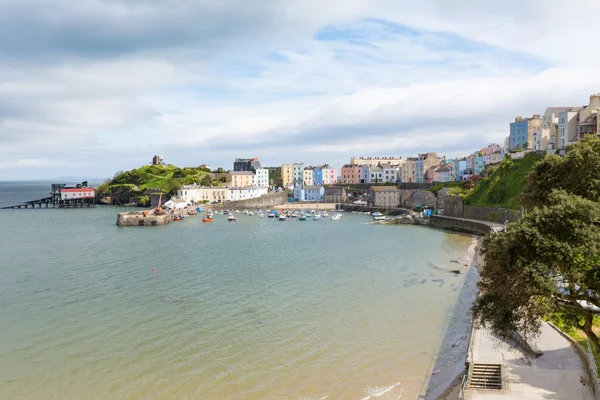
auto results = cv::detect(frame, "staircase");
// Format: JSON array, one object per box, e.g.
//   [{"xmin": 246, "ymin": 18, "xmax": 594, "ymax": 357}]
[{"xmin": 468, "ymin": 363, "xmax": 503, "ymax": 390}]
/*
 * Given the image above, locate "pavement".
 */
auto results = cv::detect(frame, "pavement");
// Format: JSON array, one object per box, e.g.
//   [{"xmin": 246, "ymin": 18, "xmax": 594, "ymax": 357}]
[{"xmin": 465, "ymin": 322, "xmax": 595, "ymax": 399}]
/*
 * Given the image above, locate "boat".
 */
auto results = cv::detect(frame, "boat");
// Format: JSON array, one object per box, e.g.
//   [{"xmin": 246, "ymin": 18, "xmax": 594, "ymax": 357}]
[
  {"xmin": 173, "ymin": 216, "xmax": 184, "ymax": 221},
  {"xmin": 331, "ymin": 213, "xmax": 341, "ymax": 220},
  {"xmin": 235, "ymin": 210, "xmax": 240, "ymax": 213},
  {"xmin": 372, "ymin": 212, "xmax": 385, "ymax": 221},
  {"xmin": 313, "ymin": 214, "xmax": 320, "ymax": 221},
  {"xmin": 228, "ymin": 214, "xmax": 236, "ymax": 222},
  {"xmin": 291, "ymin": 212, "xmax": 298, "ymax": 218},
  {"xmin": 322, "ymin": 212, "xmax": 329, "ymax": 218},
  {"xmin": 279, "ymin": 215, "xmax": 287, "ymax": 221},
  {"xmin": 267, "ymin": 211, "xmax": 275, "ymax": 218},
  {"xmin": 243, "ymin": 210, "xmax": 248, "ymax": 215},
  {"xmin": 258, "ymin": 212, "xmax": 265, "ymax": 218},
  {"xmin": 224, "ymin": 210, "xmax": 230, "ymax": 215},
  {"xmin": 248, "ymin": 211, "xmax": 254, "ymax": 216},
  {"xmin": 202, "ymin": 217, "xmax": 212, "ymax": 223},
  {"xmin": 299, "ymin": 214, "xmax": 307, "ymax": 221}
]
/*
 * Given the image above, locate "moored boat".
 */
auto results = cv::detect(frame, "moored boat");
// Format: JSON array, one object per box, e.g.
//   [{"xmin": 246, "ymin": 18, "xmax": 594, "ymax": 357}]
[
  {"xmin": 228, "ymin": 214, "xmax": 236, "ymax": 222},
  {"xmin": 279, "ymin": 215, "xmax": 287, "ymax": 221}
]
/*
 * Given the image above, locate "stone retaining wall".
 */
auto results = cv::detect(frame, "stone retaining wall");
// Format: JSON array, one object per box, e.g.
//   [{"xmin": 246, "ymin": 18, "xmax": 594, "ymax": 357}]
[
  {"xmin": 443, "ymin": 196, "xmax": 520, "ymax": 224},
  {"xmin": 203, "ymin": 191, "xmax": 289, "ymax": 210}
]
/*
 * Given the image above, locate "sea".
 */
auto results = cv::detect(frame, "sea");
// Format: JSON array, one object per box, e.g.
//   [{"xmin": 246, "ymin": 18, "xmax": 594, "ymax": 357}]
[{"xmin": 0, "ymin": 181, "xmax": 479, "ymax": 400}]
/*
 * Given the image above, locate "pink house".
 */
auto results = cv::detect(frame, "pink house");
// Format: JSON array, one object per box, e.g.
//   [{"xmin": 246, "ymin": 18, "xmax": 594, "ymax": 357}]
[{"xmin": 341, "ymin": 165, "xmax": 359, "ymax": 184}]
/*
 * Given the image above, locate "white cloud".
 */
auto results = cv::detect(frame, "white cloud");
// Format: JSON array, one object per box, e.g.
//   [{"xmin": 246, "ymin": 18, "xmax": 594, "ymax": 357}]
[{"xmin": 0, "ymin": 0, "xmax": 599, "ymax": 179}]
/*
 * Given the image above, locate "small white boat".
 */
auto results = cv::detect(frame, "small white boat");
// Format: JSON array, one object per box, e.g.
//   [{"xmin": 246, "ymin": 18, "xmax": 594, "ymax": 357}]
[
  {"xmin": 248, "ymin": 212, "xmax": 254, "ymax": 216},
  {"xmin": 331, "ymin": 213, "xmax": 341, "ymax": 220},
  {"xmin": 313, "ymin": 214, "xmax": 320, "ymax": 221},
  {"xmin": 291, "ymin": 212, "xmax": 298, "ymax": 218},
  {"xmin": 373, "ymin": 215, "xmax": 386, "ymax": 221},
  {"xmin": 228, "ymin": 214, "xmax": 237, "ymax": 222},
  {"xmin": 235, "ymin": 210, "xmax": 240, "ymax": 213},
  {"xmin": 322, "ymin": 212, "xmax": 329, "ymax": 218},
  {"xmin": 244, "ymin": 210, "xmax": 248, "ymax": 215},
  {"xmin": 279, "ymin": 215, "xmax": 287, "ymax": 221}
]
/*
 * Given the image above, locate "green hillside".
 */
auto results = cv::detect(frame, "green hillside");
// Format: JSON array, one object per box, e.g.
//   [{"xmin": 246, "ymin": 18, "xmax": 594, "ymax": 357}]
[
  {"xmin": 95, "ymin": 164, "xmax": 217, "ymax": 206},
  {"xmin": 465, "ymin": 153, "xmax": 543, "ymax": 210}
]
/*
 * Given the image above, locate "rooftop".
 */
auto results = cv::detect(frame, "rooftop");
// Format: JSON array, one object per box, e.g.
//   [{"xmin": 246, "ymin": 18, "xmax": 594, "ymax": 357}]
[
  {"xmin": 230, "ymin": 171, "xmax": 255, "ymax": 176},
  {"xmin": 372, "ymin": 186, "xmax": 399, "ymax": 192}
]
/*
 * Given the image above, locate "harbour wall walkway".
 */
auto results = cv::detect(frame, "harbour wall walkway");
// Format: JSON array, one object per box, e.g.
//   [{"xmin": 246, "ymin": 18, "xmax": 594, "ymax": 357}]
[{"xmin": 429, "ymin": 215, "xmax": 504, "ymax": 235}]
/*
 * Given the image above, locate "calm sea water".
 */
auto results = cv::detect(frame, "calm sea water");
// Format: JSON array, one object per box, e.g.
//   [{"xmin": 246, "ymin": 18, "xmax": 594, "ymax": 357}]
[{"xmin": 0, "ymin": 182, "xmax": 477, "ymax": 400}]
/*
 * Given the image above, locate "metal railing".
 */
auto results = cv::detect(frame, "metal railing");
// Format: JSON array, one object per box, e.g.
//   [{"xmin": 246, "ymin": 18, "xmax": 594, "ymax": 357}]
[{"xmin": 585, "ymin": 342, "xmax": 600, "ymax": 393}]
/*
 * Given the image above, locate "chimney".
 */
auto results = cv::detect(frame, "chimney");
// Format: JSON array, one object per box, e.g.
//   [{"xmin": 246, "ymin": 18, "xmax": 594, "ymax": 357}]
[{"xmin": 590, "ymin": 94, "xmax": 600, "ymax": 108}]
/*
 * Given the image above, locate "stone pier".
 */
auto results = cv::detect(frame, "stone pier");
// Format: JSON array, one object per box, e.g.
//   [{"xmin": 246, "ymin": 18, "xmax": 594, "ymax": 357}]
[{"xmin": 116, "ymin": 211, "xmax": 171, "ymax": 226}]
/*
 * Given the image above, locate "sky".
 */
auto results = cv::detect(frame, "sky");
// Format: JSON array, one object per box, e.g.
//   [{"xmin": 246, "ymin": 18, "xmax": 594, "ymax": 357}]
[{"xmin": 1, "ymin": 0, "xmax": 600, "ymax": 180}]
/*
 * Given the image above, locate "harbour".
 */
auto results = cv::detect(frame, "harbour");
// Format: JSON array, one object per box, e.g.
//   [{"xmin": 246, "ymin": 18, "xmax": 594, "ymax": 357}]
[{"xmin": 0, "ymin": 182, "xmax": 477, "ymax": 400}]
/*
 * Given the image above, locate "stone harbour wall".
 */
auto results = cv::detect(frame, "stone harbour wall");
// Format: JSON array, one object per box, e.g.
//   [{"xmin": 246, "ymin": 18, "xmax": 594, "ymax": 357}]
[
  {"xmin": 429, "ymin": 215, "xmax": 497, "ymax": 235},
  {"xmin": 117, "ymin": 211, "xmax": 171, "ymax": 227}
]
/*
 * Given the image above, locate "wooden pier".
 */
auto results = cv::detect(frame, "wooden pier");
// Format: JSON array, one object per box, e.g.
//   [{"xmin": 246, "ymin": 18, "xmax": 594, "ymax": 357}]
[
  {"xmin": 0, "ymin": 182, "xmax": 96, "ymax": 210},
  {"xmin": 1, "ymin": 197, "xmax": 96, "ymax": 209}
]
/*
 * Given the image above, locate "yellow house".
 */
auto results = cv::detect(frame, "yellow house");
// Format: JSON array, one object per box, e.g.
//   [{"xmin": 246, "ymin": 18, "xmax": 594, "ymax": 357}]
[
  {"xmin": 228, "ymin": 171, "xmax": 255, "ymax": 188},
  {"xmin": 281, "ymin": 164, "xmax": 294, "ymax": 187}
]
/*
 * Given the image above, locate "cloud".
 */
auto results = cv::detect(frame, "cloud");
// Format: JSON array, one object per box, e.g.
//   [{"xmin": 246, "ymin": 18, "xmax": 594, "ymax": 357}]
[{"xmin": 0, "ymin": 0, "xmax": 599, "ymax": 179}]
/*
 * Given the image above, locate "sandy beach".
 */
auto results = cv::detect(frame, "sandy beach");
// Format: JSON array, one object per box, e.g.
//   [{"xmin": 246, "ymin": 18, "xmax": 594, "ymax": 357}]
[{"xmin": 431, "ymin": 236, "xmax": 484, "ymax": 400}]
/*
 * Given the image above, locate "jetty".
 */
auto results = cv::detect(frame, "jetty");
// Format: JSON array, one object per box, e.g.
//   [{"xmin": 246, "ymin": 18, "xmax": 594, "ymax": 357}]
[{"xmin": 1, "ymin": 183, "xmax": 96, "ymax": 209}]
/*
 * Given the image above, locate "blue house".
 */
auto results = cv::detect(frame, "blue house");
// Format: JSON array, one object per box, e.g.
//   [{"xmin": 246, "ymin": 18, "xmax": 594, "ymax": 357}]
[
  {"xmin": 312, "ymin": 169, "xmax": 323, "ymax": 186},
  {"xmin": 509, "ymin": 117, "xmax": 529, "ymax": 151},
  {"xmin": 293, "ymin": 185, "xmax": 324, "ymax": 202}
]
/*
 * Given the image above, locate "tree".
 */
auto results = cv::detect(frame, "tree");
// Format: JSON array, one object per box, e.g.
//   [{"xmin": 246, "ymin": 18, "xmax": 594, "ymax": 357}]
[
  {"xmin": 474, "ymin": 191, "xmax": 600, "ymax": 351},
  {"xmin": 200, "ymin": 175, "xmax": 212, "ymax": 186},
  {"xmin": 474, "ymin": 139, "xmax": 600, "ymax": 352},
  {"xmin": 167, "ymin": 179, "xmax": 182, "ymax": 195},
  {"xmin": 521, "ymin": 135, "xmax": 600, "ymax": 209}
]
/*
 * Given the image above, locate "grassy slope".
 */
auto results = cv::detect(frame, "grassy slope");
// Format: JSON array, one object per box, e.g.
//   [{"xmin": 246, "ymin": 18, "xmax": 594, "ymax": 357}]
[
  {"xmin": 102, "ymin": 165, "xmax": 211, "ymax": 194},
  {"xmin": 465, "ymin": 153, "xmax": 543, "ymax": 210}
]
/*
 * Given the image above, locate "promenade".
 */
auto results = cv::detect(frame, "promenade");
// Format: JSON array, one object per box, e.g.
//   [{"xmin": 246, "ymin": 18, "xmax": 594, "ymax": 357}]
[{"xmin": 464, "ymin": 322, "xmax": 594, "ymax": 399}]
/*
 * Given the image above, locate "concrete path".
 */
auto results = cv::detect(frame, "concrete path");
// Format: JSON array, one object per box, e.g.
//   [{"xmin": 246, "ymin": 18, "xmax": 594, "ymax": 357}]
[{"xmin": 465, "ymin": 322, "xmax": 594, "ymax": 399}]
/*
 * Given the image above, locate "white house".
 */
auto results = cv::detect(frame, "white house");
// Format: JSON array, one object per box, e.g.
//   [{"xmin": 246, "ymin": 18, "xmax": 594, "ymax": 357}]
[
  {"xmin": 370, "ymin": 166, "xmax": 383, "ymax": 183},
  {"xmin": 382, "ymin": 165, "xmax": 400, "ymax": 183},
  {"xmin": 321, "ymin": 166, "xmax": 338, "ymax": 185},
  {"xmin": 557, "ymin": 108, "xmax": 582, "ymax": 150},
  {"xmin": 292, "ymin": 163, "xmax": 304, "ymax": 184},
  {"xmin": 177, "ymin": 185, "xmax": 229, "ymax": 203},
  {"xmin": 254, "ymin": 168, "xmax": 269, "ymax": 187},
  {"xmin": 164, "ymin": 197, "xmax": 188, "ymax": 210},
  {"xmin": 228, "ymin": 186, "xmax": 268, "ymax": 201},
  {"xmin": 302, "ymin": 169, "xmax": 314, "ymax": 186}
]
